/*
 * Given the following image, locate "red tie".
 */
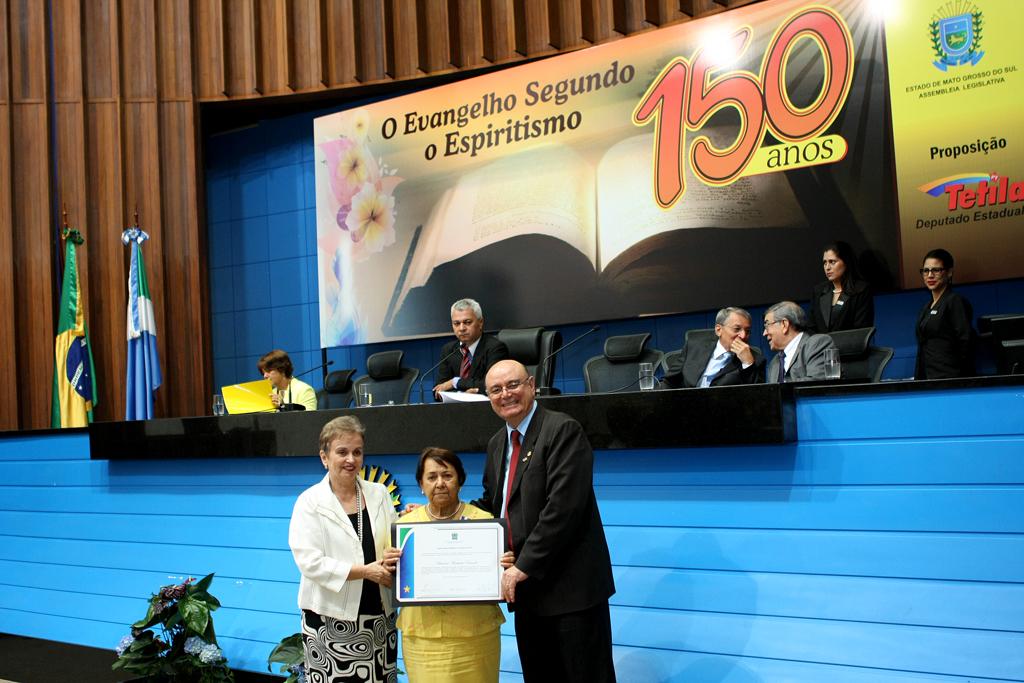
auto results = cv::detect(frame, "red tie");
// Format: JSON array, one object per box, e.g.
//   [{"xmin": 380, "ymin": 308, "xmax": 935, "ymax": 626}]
[
  {"xmin": 504, "ymin": 430, "xmax": 521, "ymax": 550},
  {"xmin": 459, "ymin": 344, "xmax": 471, "ymax": 380}
]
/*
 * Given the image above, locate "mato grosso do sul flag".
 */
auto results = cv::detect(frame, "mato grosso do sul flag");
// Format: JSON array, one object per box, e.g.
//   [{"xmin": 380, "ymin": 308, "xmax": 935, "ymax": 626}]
[
  {"xmin": 51, "ymin": 227, "xmax": 98, "ymax": 428},
  {"xmin": 123, "ymin": 226, "xmax": 162, "ymax": 420}
]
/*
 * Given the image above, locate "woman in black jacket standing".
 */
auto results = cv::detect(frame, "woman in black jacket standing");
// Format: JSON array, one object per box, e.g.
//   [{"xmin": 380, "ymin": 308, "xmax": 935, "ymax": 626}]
[
  {"xmin": 811, "ymin": 241, "xmax": 874, "ymax": 333},
  {"xmin": 915, "ymin": 248, "xmax": 975, "ymax": 379}
]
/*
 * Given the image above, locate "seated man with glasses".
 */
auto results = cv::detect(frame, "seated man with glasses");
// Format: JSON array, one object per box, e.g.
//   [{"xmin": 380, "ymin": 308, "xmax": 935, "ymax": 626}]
[
  {"xmin": 663, "ymin": 307, "xmax": 766, "ymax": 388},
  {"xmin": 475, "ymin": 360, "xmax": 616, "ymax": 683},
  {"xmin": 763, "ymin": 301, "xmax": 837, "ymax": 383}
]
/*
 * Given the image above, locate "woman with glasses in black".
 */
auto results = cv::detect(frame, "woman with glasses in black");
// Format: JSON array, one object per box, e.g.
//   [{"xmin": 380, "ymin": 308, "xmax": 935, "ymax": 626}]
[{"xmin": 915, "ymin": 248, "xmax": 975, "ymax": 379}]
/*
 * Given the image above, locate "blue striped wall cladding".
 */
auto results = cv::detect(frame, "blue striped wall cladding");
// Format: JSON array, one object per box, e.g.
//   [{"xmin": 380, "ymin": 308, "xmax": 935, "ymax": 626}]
[{"xmin": 1, "ymin": 385, "xmax": 1022, "ymax": 682}]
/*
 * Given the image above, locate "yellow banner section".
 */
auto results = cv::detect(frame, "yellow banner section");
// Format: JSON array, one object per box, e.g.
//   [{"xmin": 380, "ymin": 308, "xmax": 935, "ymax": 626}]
[
  {"xmin": 222, "ymin": 380, "xmax": 274, "ymax": 414},
  {"xmin": 885, "ymin": 0, "xmax": 1024, "ymax": 287}
]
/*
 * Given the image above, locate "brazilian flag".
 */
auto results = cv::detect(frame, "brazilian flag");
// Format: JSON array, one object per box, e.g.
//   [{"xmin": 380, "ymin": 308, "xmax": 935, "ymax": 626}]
[{"xmin": 51, "ymin": 229, "xmax": 98, "ymax": 427}]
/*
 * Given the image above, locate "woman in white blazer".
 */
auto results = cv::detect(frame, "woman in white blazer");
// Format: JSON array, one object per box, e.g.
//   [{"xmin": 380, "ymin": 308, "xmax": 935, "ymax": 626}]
[{"xmin": 289, "ymin": 415, "xmax": 400, "ymax": 683}]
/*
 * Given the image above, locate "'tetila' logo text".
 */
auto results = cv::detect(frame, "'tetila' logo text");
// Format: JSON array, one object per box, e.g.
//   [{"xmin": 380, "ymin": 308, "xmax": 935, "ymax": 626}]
[{"xmin": 920, "ymin": 173, "xmax": 1024, "ymax": 211}]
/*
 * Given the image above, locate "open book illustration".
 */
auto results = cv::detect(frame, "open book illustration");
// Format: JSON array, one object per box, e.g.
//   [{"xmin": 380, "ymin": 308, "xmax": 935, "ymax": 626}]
[{"xmin": 384, "ymin": 132, "xmax": 807, "ymax": 337}]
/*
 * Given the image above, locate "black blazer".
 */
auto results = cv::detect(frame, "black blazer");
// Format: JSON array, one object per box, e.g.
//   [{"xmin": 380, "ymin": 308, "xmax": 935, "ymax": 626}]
[
  {"xmin": 810, "ymin": 279, "xmax": 874, "ymax": 333},
  {"xmin": 663, "ymin": 338, "xmax": 765, "ymax": 388},
  {"xmin": 478, "ymin": 405, "xmax": 615, "ymax": 616},
  {"xmin": 435, "ymin": 334, "xmax": 509, "ymax": 394},
  {"xmin": 915, "ymin": 289, "xmax": 974, "ymax": 379}
]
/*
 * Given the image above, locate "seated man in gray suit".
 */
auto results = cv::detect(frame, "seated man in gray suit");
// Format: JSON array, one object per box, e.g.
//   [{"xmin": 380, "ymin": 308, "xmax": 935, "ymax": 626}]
[
  {"xmin": 763, "ymin": 301, "xmax": 837, "ymax": 383},
  {"xmin": 663, "ymin": 307, "xmax": 765, "ymax": 388}
]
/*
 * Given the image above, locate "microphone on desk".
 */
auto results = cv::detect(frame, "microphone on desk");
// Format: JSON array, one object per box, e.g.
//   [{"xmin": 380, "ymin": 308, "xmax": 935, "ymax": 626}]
[
  {"xmin": 293, "ymin": 360, "xmax": 334, "ymax": 379},
  {"xmin": 418, "ymin": 346, "xmax": 463, "ymax": 404},
  {"xmin": 533, "ymin": 325, "xmax": 601, "ymax": 395},
  {"xmin": 278, "ymin": 361, "xmax": 335, "ymax": 412}
]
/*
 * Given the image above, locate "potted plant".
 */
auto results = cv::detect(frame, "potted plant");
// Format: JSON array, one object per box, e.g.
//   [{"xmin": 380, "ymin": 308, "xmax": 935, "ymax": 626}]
[
  {"xmin": 267, "ymin": 633, "xmax": 306, "ymax": 683},
  {"xmin": 112, "ymin": 573, "xmax": 234, "ymax": 682}
]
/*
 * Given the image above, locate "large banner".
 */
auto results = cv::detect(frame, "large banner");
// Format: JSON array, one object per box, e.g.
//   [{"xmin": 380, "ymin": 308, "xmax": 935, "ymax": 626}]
[
  {"xmin": 886, "ymin": 0, "xmax": 1023, "ymax": 288},
  {"xmin": 316, "ymin": 0, "xmax": 897, "ymax": 345}
]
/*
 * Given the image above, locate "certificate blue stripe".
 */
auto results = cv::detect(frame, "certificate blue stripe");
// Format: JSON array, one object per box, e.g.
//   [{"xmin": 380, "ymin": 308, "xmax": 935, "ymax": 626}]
[{"xmin": 399, "ymin": 529, "xmax": 415, "ymax": 599}]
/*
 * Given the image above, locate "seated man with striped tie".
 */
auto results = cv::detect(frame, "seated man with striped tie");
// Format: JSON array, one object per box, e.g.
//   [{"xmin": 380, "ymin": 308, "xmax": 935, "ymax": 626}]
[
  {"xmin": 432, "ymin": 298, "xmax": 509, "ymax": 400},
  {"xmin": 663, "ymin": 307, "xmax": 766, "ymax": 388}
]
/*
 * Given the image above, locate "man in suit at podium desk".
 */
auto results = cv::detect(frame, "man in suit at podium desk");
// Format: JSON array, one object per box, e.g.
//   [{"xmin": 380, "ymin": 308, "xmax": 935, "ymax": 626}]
[
  {"xmin": 663, "ymin": 307, "xmax": 766, "ymax": 388},
  {"xmin": 432, "ymin": 298, "xmax": 509, "ymax": 400}
]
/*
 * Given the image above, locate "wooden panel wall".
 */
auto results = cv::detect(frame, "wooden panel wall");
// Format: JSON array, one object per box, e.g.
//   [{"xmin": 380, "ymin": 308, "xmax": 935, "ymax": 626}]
[{"xmin": 0, "ymin": 0, "xmax": 761, "ymax": 430}]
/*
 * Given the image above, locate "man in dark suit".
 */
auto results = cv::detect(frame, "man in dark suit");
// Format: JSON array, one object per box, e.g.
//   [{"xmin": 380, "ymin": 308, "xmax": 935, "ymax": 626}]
[
  {"xmin": 764, "ymin": 301, "xmax": 837, "ymax": 382},
  {"xmin": 479, "ymin": 360, "xmax": 616, "ymax": 682},
  {"xmin": 663, "ymin": 307, "xmax": 765, "ymax": 388},
  {"xmin": 432, "ymin": 298, "xmax": 508, "ymax": 399}
]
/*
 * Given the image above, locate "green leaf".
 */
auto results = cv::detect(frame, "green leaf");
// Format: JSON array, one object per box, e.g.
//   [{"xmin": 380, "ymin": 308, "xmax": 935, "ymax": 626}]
[
  {"xmin": 191, "ymin": 589, "xmax": 221, "ymax": 610},
  {"xmin": 179, "ymin": 596, "xmax": 210, "ymax": 635},
  {"xmin": 192, "ymin": 572, "xmax": 215, "ymax": 593},
  {"xmin": 267, "ymin": 633, "xmax": 305, "ymax": 668}
]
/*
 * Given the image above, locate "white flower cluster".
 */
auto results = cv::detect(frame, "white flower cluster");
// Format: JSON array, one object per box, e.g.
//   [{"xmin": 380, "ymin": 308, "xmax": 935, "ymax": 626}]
[{"xmin": 184, "ymin": 636, "xmax": 224, "ymax": 664}]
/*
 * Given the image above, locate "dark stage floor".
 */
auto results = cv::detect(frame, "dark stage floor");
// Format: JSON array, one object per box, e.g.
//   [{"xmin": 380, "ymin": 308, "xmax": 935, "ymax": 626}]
[{"xmin": 0, "ymin": 634, "xmax": 277, "ymax": 683}]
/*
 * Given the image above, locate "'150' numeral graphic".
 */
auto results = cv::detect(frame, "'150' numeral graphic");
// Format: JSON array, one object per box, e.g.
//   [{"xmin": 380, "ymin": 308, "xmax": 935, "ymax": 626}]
[{"xmin": 633, "ymin": 6, "xmax": 854, "ymax": 208}]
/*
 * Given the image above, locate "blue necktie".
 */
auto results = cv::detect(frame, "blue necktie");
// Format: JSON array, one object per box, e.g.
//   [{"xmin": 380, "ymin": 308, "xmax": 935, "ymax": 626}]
[
  {"xmin": 700, "ymin": 351, "xmax": 731, "ymax": 388},
  {"xmin": 777, "ymin": 350, "xmax": 787, "ymax": 383}
]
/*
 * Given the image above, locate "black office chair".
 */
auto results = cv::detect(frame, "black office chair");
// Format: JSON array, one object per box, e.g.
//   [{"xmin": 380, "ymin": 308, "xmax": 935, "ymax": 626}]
[
  {"xmin": 583, "ymin": 333, "xmax": 664, "ymax": 393},
  {"xmin": 865, "ymin": 346, "xmax": 895, "ymax": 382},
  {"xmin": 827, "ymin": 327, "xmax": 878, "ymax": 381},
  {"xmin": 353, "ymin": 351, "xmax": 419, "ymax": 406},
  {"xmin": 1003, "ymin": 340, "xmax": 1024, "ymax": 374},
  {"xmin": 497, "ymin": 327, "xmax": 563, "ymax": 393},
  {"xmin": 661, "ymin": 349, "xmax": 682, "ymax": 377},
  {"xmin": 317, "ymin": 369, "xmax": 356, "ymax": 409},
  {"xmin": 978, "ymin": 313, "xmax": 1024, "ymax": 374}
]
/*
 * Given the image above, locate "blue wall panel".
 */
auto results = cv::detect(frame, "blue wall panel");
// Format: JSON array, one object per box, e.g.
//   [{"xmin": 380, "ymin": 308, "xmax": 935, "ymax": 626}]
[{"xmin": 2, "ymin": 387, "xmax": 1022, "ymax": 681}]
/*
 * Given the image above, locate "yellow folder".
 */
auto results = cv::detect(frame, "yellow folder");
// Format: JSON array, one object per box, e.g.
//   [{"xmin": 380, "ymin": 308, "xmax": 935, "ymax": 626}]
[{"xmin": 221, "ymin": 380, "xmax": 275, "ymax": 414}]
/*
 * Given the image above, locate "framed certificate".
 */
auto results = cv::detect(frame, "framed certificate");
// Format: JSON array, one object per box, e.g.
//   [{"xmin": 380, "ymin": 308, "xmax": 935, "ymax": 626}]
[{"xmin": 392, "ymin": 519, "xmax": 507, "ymax": 605}]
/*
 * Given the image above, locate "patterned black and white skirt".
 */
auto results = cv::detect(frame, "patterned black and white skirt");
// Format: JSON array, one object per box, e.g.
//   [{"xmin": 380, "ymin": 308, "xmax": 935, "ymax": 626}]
[{"xmin": 301, "ymin": 609, "xmax": 397, "ymax": 683}]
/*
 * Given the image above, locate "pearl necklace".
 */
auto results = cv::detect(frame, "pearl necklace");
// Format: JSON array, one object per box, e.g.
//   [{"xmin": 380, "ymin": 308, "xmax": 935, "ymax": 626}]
[
  {"xmin": 425, "ymin": 501, "xmax": 463, "ymax": 520},
  {"xmin": 356, "ymin": 481, "xmax": 364, "ymax": 544}
]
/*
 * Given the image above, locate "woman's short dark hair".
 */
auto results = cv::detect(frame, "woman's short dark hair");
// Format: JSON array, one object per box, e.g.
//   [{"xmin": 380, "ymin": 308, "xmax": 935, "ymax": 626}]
[
  {"xmin": 257, "ymin": 349, "xmax": 294, "ymax": 378},
  {"xmin": 822, "ymin": 240, "xmax": 860, "ymax": 287},
  {"xmin": 416, "ymin": 447, "xmax": 466, "ymax": 487},
  {"xmin": 923, "ymin": 248, "xmax": 955, "ymax": 270}
]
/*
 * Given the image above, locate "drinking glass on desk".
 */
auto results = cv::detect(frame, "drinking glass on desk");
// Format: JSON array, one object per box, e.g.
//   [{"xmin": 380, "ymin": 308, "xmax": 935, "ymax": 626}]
[
  {"xmin": 212, "ymin": 394, "xmax": 226, "ymax": 416},
  {"xmin": 638, "ymin": 362, "xmax": 655, "ymax": 391},
  {"xmin": 824, "ymin": 348, "xmax": 841, "ymax": 380},
  {"xmin": 358, "ymin": 385, "xmax": 373, "ymax": 407}
]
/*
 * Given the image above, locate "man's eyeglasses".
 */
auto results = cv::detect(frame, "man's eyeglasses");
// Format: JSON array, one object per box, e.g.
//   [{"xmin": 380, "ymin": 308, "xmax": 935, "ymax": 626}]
[
  {"xmin": 486, "ymin": 379, "xmax": 529, "ymax": 397},
  {"xmin": 763, "ymin": 319, "xmax": 785, "ymax": 327},
  {"xmin": 919, "ymin": 267, "xmax": 946, "ymax": 275}
]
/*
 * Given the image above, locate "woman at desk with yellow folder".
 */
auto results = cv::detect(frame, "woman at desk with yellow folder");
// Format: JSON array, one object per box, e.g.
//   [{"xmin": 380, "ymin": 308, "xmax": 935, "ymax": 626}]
[{"xmin": 258, "ymin": 349, "xmax": 318, "ymax": 411}]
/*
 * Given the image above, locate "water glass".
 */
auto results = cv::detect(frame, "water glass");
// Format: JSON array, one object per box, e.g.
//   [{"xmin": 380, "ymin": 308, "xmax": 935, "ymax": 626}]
[
  {"xmin": 358, "ymin": 385, "xmax": 373, "ymax": 407},
  {"xmin": 212, "ymin": 394, "xmax": 226, "ymax": 416},
  {"xmin": 824, "ymin": 348, "xmax": 841, "ymax": 380},
  {"xmin": 638, "ymin": 362, "xmax": 656, "ymax": 391}
]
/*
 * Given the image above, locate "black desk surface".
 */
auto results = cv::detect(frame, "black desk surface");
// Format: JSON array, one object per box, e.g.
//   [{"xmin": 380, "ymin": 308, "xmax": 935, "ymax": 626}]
[
  {"xmin": 79, "ymin": 374, "xmax": 1024, "ymax": 460},
  {"xmin": 88, "ymin": 384, "xmax": 795, "ymax": 459}
]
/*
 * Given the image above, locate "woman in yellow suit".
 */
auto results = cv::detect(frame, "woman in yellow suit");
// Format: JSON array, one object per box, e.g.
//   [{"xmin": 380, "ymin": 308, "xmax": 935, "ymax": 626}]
[{"xmin": 398, "ymin": 447, "xmax": 514, "ymax": 683}]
